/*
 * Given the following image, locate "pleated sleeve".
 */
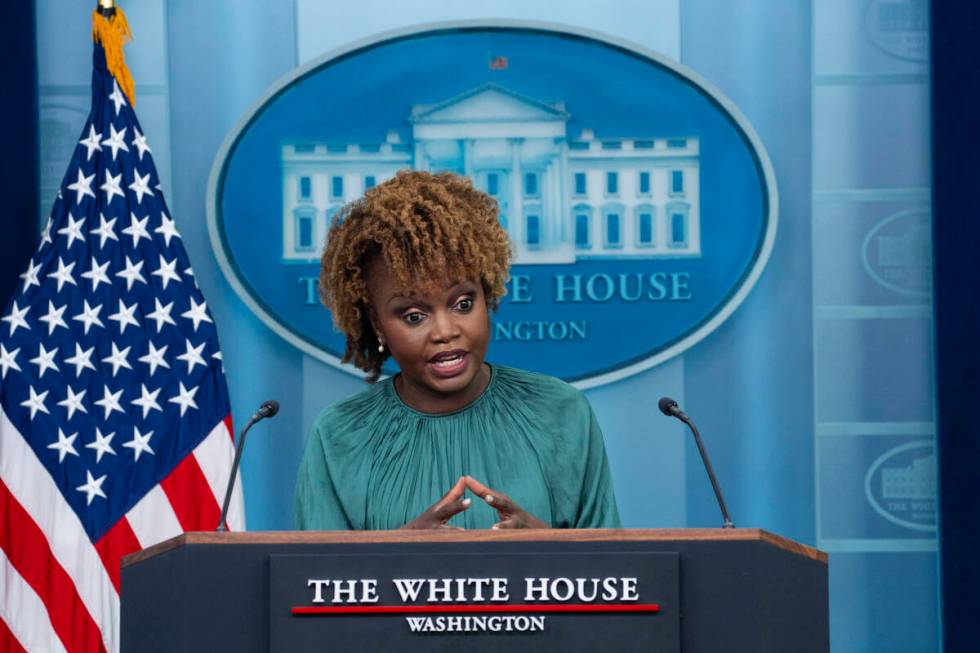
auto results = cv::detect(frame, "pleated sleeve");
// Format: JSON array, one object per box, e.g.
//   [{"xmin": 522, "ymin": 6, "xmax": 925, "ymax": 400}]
[
  {"xmin": 573, "ymin": 406, "xmax": 621, "ymax": 528},
  {"xmin": 294, "ymin": 412, "xmax": 353, "ymax": 530}
]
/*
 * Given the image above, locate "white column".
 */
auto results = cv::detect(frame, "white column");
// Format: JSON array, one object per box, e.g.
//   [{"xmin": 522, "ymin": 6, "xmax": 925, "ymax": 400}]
[
  {"xmin": 315, "ymin": 173, "xmax": 327, "ymax": 250},
  {"xmin": 546, "ymin": 160, "xmax": 559, "ymax": 248},
  {"xmin": 462, "ymin": 139, "xmax": 474, "ymax": 177},
  {"xmin": 558, "ymin": 139, "xmax": 569, "ymax": 244},
  {"xmin": 281, "ymin": 170, "xmax": 293, "ymax": 258},
  {"xmin": 509, "ymin": 138, "xmax": 524, "ymax": 251}
]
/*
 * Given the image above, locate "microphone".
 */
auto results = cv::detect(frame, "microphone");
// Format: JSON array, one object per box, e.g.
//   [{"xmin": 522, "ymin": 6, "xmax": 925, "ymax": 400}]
[
  {"xmin": 658, "ymin": 396, "xmax": 734, "ymax": 529},
  {"xmin": 658, "ymin": 396, "xmax": 687, "ymax": 421},
  {"xmin": 215, "ymin": 399, "xmax": 279, "ymax": 531},
  {"xmin": 256, "ymin": 399, "xmax": 279, "ymax": 419}
]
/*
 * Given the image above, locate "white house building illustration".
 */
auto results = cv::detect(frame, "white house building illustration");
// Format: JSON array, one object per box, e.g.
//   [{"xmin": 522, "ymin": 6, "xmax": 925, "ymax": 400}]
[
  {"xmin": 881, "ymin": 454, "xmax": 937, "ymax": 501},
  {"xmin": 281, "ymin": 84, "xmax": 701, "ymax": 263}
]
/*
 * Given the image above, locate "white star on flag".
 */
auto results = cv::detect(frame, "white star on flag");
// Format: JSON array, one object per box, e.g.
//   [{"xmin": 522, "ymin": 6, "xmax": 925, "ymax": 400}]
[
  {"xmin": 116, "ymin": 256, "xmax": 147, "ymax": 291},
  {"xmin": 109, "ymin": 78, "xmax": 127, "ymax": 115},
  {"xmin": 81, "ymin": 256, "xmax": 112, "ymax": 291},
  {"xmin": 131, "ymin": 384, "xmax": 163, "ymax": 419},
  {"xmin": 38, "ymin": 301, "xmax": 68, "ymax": 336},
  {"xmin": 101, "ymin": 123, "xmax": 129, "ymax": 161},
  {"xmin": 123, "ymin": 426, "xmax": 155, "ymax": 461},
  {"xmin": 131, "ymin": 127, "xmax": 151, "ymax": 159},
  {"xmin": 29, "ymin": 343, "xmax": 59, "ymax": 379},
  {"xmin": 2, "ymin": 301, "xmax": 31, "ymax": 336},
  {"xmin": 168, "ymin": 382, "xmax": 199, "ymax": 417},
  {"xmin": 94, "ymin": 385, "xmax": 125, "ymax": 420},
  {"xmin": 138, "ymin": 341, "xmax": 170, "ymax": 376},
  {"xmin": 128, "ymin": 170, "xmax": 154, "ymax": 204},
  {"xmin": 100, "ymin": 170, "xmax": 125, "ymax": 203},
  {"xmin": 47, "ymin": 428, "xmax": 80, "ymax": 463},
  {"xmin": 76, "ymin": 471, "xmax": 109, "ymax": 506},
  {"xmin": 152, "ymin": 255, "xmax": 181, "ymax": 290},
  {"xmin": 79, "ymin": 124, "xmax": 102, "ymax": 160},
  {"xmin": 155, "ymin": 213, "xmax": 181, "ymax": 246},
  {"xmin": 72, "ymin": 299, "xmax": 105, "ymax": 335},
  {"xmin": 90, "ymin": 213, "xmax": 119, "ymax": 249},
  {"xmin": 20, "ymin": 385, "xmax": 50, "ymax": 420},
  {"xmin": 39, "ymin": 217, "xmax": 53, "ymax": 246},
  {"xmin": 57, "ymin": 213, "xmax": 87, "ymax": 248},
  {"xmin": 0, "ymin": 344, "xmax": 21, "ymax": 380},
  {"xmin": 177, "ymin": 338, "xmax": 207, "ymax": 374},
  {"xmin": 146, "ymin": 298, "xmax": 176, "ymax": 333},
  {"xmin": 56, "ymin": 386, "xmax": 89, "ymax": 421},
  {"xmin": 102, "ymin": 342, "xmax": 133, "ymax": 377},
  {"xmin": 19, "ymin": 259, "xmax": 42, "ymax": 292},
  {"xmin": 122, "ymin": 212, "xmax": 151, "ymax": 247},
  {"xmin": 85, "ymin": 427, "xmax": 117, "ymax": 463},
  {"xmin": 67, "ymin": 169, "xmax": 96, "ymax": 204},
  {"xmin": 181, "ymin": 297, "xmax": 213, "ymax": 332},
  {"xmin": 47, "ymin": 256, "xmax": 78, "ymax": 292},
  {"xmin": 108, "ymin": 299, "xmax": 140, "ymax": 334},
  {"xmin": 64, "ymin": 343, "xmax": 97, "ymax": 377}
]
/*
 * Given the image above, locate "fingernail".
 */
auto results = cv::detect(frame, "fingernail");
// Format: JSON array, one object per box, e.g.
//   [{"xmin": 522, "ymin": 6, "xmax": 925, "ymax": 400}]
[
  {"xmin": 491, "ymin": 525, "xmax": 499, "ymax": 530},
  {"xmin": 462, "ymin": 498, "xmax": 471, "ymax": 507},
  {"xmin": 485, "ymin": 494, "xmax": 494, "ymax": 504}
]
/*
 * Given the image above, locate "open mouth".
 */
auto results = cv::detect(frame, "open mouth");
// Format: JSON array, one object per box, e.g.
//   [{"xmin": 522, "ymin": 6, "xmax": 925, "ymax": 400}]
[{"xmin": 429, "ymin": 350, "xmax": 468, "ymax": 377}]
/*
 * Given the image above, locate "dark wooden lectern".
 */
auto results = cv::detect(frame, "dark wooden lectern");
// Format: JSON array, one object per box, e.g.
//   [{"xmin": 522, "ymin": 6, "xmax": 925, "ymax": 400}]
[{"xmin": 121, "ymin": 528, "xmax": 827, "ymax": 652}]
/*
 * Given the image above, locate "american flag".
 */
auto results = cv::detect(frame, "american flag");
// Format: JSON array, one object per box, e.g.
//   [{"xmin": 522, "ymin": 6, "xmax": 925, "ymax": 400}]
[
  {"xmin": 488, "ymin": 55, "xmax": 508, "ymax": 70},
  {"xmin": 0, "ymin": 30, "xmax": 243, "ymax": 653}
]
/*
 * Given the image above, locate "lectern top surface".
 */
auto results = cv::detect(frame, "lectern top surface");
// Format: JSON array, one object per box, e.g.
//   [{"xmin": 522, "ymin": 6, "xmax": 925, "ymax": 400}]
[{"xmin": 122, "ymin": 527, "xmax": 826, "ymax": 567}]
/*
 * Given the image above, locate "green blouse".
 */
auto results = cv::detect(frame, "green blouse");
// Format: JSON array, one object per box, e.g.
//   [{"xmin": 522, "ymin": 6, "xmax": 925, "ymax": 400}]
[{"xmin": 294, "ymin": 365, "xmax": 621, "ymax": 530}]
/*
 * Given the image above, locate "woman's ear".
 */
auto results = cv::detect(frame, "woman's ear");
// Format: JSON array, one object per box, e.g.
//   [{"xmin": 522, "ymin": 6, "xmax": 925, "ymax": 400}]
[
  {"xmin": 369, "ymin": 318, "xmax": 387, "ymax": 354},
  {"xmin": 365, "ymin": 307, "xmax": 383, "ymax": 344}
]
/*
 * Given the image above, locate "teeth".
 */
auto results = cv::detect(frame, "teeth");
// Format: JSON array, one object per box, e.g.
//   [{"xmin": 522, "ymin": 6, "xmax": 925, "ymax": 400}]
[{"xmin": 433, "ymin": 355, "xmax": 463, "ymax": 368}]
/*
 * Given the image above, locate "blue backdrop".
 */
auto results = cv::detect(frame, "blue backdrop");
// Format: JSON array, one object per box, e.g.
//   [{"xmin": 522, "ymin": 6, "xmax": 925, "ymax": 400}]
[{"xmin": 16, "ymin": 1, "xmax": 948, "ymax": 651}]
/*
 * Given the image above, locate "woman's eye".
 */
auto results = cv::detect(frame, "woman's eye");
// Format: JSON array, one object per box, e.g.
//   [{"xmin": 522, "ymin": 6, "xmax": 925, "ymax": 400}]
[
  {"xmin": 402, "ymin": 311, "xmax": 425, "ymax": 325},
  {"xmin": 455, "ymin": 297, "xmax": 473, "ymax": 312}
]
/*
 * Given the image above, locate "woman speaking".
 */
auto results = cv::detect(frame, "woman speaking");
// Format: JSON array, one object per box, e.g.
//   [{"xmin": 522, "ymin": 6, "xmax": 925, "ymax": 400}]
[{"xmin": 294, "ymin": 170, "xmax": 620, "ymax": 530}]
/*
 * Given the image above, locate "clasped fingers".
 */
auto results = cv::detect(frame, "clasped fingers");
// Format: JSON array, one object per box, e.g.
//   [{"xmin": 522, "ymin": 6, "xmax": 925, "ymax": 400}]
[
  {"xmin": 462, "ymin": 475, "xmax": 550, "ymax": 530},
  {"xmin": 401, "ymin": 476, "xmax": 472, "ymax": 530}
]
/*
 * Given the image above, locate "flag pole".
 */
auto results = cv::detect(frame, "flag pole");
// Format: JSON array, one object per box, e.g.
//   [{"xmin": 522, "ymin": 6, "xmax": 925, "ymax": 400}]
[
  {"xmin": 96, "ymin": 0, "xmax": 116, "ymax": 19},
  {"xmin": 92, "ymin": 0, "xmax": 136, "ymax": 107}
]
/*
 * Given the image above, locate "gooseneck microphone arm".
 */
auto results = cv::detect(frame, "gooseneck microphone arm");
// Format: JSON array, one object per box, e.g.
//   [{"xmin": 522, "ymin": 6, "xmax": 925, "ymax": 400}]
[
  {"xmin": 658, "ymin": 397, "xmax": 734, "ymax": 529},
  {"xmin": 216, "ymin": 400, "xmax": 279, "ymax": 531}
]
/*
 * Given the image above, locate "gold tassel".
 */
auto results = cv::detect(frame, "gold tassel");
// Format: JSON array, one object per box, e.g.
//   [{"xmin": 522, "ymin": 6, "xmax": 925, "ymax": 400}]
[{"xmin": 92, "ymin": 6, "xmax": 136, "ymax": 107}]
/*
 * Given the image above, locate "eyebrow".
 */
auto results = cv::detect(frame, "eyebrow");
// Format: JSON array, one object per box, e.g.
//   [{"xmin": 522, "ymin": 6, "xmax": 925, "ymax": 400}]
[{"xmin": 385, "ymin": 282, "xmax": 476, "ymax": 309}]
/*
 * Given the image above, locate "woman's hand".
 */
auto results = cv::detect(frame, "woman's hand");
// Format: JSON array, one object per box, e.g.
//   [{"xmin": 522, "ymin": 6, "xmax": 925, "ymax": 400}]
[
  {"xmin": 463, "ymin": 476, "xmax": 550, "ymax": 529},
  {"xmin": 400, "ymin": 476, "xmax": 472, "ymax": 530}
]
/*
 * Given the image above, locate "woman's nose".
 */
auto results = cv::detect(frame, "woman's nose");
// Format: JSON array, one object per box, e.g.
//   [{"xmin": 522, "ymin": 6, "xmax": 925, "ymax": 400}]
[{"xmin": 429, "ymin": 309, "xmax": 461, "ymax": 342}]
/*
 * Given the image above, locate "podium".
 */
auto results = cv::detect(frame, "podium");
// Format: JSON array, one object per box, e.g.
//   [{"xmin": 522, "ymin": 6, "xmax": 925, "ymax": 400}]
[{"xmin": 121, "ymin": 528, "xmax": 827, "ymax": 652}]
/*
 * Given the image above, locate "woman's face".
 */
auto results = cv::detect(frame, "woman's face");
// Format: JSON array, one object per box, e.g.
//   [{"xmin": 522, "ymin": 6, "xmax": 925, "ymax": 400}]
[{"xmin": 367, "ymin": 258, "xmax": 491, "ymax": 414}]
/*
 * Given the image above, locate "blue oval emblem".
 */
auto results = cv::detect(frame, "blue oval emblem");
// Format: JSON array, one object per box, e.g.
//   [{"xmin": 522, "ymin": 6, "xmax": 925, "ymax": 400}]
[
  {"xmin": 208, "ymin": 23, "xmax": 777, "ymax": 387},
  {"xmin": 864, "ymin": 441, "xmax": 936, "ymax": 532}
]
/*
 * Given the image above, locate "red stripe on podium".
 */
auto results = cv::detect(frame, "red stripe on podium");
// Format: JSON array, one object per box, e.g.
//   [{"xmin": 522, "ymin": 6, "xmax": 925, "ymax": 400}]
[{"xmin": 292, "ymin": 603, "xmax": 660, "ymax": 615}]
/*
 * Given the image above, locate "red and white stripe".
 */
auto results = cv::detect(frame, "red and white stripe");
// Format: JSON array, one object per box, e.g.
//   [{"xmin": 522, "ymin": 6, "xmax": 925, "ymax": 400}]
[{"xmin": 0, "ymin": 407, "xmax": 242, "ymax": 653}]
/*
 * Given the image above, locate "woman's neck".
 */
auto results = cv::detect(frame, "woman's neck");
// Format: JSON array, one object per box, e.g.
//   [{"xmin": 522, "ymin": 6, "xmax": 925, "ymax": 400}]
[{"xmin": 394, "ymin": 363, "xmax": 492, "ymax": 414}]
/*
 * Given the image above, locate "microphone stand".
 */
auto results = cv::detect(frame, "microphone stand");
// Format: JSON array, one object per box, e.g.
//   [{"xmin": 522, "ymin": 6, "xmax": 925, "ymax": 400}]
[
  {"xmin": 678, "ymin": 414, "xmax": 734, "ymax": 529},
  {"xmin": 216, "ymin": 401, "xmax": 278, "ymax": 531}
]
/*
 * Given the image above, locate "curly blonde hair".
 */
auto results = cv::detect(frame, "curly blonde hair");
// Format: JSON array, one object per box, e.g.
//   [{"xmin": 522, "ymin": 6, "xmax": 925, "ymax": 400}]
[{"xmin": 319, "ymin": 170, "xmax": 512, "ymax": 382}]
